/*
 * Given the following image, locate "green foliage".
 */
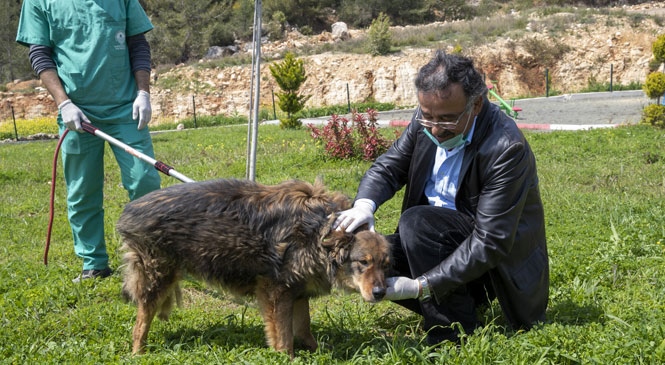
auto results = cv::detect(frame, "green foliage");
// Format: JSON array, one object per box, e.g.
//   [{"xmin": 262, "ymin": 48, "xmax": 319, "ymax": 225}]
[
  {"xmin": 299, "ymin": 25, "xmax": 313, "ymax": 35},
  {"xmin": 0, "ymin": 117, "xmax": 58, "ymax": 140},
  {"xmin": 368, "ymin": 12, "xmax": 392, "ymax": 56},
  {"xmin": 263, "ymin": 0, "xmax": 338, "ymax": 33},
  {"xmin": 643, "ymin": 71, "xmax": 665, "ymax": 100},
  {"xmin": 641, "ymin": 104, "xmax": 665, "ymax": 128},
  {"xmin": 652, "ymin": 33, "xmax": 665, "ymax": 64},
  {"xmin": 1, "ymin": 0, "xmax": 33, "ymax": 82},
  {"xmin": 207, "ymin": 22, "xmax": 236, "ymax": 47},
  {"xmin": 337, "ymin": 0, "xmax": 438, "ymax": 27},
  {"xmin": 151, "ymin": 114, "xmax": 248, "ymax": 131},
  {"xmin": 269, "ymin": 52, "xmax": 311, "ymax": 129},
  {"xmin": 265, "ymin": 11, "xmax": 287, "ymax": 41},
  {"xmin": 142, "ymin": 0, "xmax": 254, "ymax": 65},
  {"xmin": 298, "ymin": 101, "xmax": 396, "ymax": 118},
  {"xmin": 581, "ymin": 75, "xmax": 642, "ymax": 93}
]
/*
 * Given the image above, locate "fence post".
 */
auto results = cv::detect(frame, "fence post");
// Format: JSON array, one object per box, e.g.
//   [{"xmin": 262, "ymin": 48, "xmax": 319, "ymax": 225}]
[
  {"xmin": 192, "ymin": 95, "xmax": 198, "ymax": 128},
  {"xmin": 271, "ymin": 88, "xmax": 277, "ymax": 120},
  {"xmin": 610, "ymin": 64, "xmax": 613, "ymax": 92},
  {"xmin": 10, "ymin": 105, "xmax": 19, "ymax": 141},
  {"xmin": 346, "ymin": 83, "xmax": 351, "ymax": 113}
]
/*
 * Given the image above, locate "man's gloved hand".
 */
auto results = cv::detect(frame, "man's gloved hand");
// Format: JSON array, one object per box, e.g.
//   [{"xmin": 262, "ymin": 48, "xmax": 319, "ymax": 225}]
[
  {"xmin": 59, "ymin": 99, "xmax": 89, "ymax": 132},
  {"xmin": 132, "ymin": 90, "xmax": 152, "ymax": 130},
  {"xmin": 384, "ymin": 276, "xmax": 421, "ymax": 301},
  {"xmin": 334, "ymin": 199, "xmax": 375, "ymax": 232}
]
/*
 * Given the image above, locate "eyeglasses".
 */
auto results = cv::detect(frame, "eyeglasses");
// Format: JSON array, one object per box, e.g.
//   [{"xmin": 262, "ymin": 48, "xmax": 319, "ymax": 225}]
[{"xmin": 416, "ymin": 103, "xmax": 472, "ymax": 130}]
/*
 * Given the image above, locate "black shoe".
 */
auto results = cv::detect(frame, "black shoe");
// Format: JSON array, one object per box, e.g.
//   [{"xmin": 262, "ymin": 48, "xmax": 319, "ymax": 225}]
[
  {"xmin": 425, "ymin": 327, "xmax": 461, "ymax": 346},
  {"xmin": 72, "ymin": 267, "xmax": 113, "ymax": 283}
]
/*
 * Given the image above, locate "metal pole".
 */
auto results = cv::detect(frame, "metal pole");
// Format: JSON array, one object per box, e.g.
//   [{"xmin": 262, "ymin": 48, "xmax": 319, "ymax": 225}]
[
  {"xmin": 192, "ymin": 95, "xmax": 198, "ymax": 128},
  {"xmin": 245, "ymin": 1, "xmax": 258, "ymax": 178},
  {"xmin": 247, "ymin": 0, "xmax": 262, "ymax": 181},
  {"xmin": 11, "ymin": 105, "xmax": 18, "ymax": 141},
  {"xmin": 272, "ymin": 88, "xmax": 277, "ymax": 120},
  {"xmin": 610, "ymin": 64, "xmax": 613, "ymax": 92},
  {"xmin": 347, "ymin": 83, "xmax": 351, "ymax": 113},
  {"xmin": 545, "ymin": 68, "xmax": 550, "ymax": 98}
]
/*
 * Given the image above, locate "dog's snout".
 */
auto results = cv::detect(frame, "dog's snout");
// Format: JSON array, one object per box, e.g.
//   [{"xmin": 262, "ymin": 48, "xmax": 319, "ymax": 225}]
[{"xmin": 372, "ymin": 286, "xmax": 386, "ymax": 301}]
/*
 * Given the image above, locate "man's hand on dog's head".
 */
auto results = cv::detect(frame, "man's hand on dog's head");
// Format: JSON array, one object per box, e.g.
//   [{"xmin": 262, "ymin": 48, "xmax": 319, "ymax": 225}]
[{"xmin": 334, "ymin": 199, "xmax": 376, "ymax": 232}]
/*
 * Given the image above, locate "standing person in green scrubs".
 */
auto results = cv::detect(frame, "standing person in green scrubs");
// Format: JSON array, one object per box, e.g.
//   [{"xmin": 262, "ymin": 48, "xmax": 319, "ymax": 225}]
[{"xmin": 16, "ymin": 0, "xmax": 162, "ymax": 282}]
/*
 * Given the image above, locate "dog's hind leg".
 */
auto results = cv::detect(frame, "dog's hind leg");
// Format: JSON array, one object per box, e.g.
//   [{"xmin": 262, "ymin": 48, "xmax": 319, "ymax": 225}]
[
  {"xmin": 157, "ymin": 283, "xmax": 181, "ymax": 321},
  {"xmin": 132, "ymin": 301, "xmax": 158, "ymax": 354},
  {"xmin": 292, "ymin": 297, "xmax": 317, "ymax": 352},
  {"xmin": 256, "ymin": 283, "xmax": 296, "ymax": 358}
]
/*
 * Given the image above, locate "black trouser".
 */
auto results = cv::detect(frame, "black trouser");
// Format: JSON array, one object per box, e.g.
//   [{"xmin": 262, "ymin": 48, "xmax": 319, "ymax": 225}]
[{"xmin": 386, "ymin": 205, "xmax": 494, "ymax": 344}]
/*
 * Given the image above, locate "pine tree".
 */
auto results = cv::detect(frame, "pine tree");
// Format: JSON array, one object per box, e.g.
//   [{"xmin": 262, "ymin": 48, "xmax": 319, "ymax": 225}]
[
  {"xmin": 368, "ymin": 12, "xmax": 392, "ymax": 56},
  {"xmin": 269, "ymin": 52, "xmax": 311, "ymax": 129}
]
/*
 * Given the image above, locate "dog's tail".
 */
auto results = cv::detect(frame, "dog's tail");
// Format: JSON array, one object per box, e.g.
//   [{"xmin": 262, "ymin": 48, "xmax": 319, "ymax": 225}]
[
  {"xmin": 120, "ymin": 242, "xmax": 183, "ymax": 321},
  {"xmin": 120, "ymin": 243, "xmax": 147, "ymax": 304}
]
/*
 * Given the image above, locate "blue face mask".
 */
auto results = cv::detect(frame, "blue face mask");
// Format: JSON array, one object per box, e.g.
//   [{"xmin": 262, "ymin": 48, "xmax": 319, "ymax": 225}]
[
  {"xmin": 422, "ymin": 115, "xmax": 476, "ymax": 149},
  {"xmin": 423, "ymin": 128, "xmax": 466, "ymax": 149}
]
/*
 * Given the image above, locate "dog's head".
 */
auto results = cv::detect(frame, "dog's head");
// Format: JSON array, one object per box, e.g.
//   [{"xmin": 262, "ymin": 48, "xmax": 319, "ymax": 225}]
[{"xmin": 322, "ymin": 229, "xmax": 391, "ymax": 303}]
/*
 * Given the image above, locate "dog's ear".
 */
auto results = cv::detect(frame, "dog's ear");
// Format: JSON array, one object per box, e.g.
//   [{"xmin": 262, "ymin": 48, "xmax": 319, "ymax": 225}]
[{"xmin": 321, "ymin": 229, "xmax": 355, "ymax": 266}]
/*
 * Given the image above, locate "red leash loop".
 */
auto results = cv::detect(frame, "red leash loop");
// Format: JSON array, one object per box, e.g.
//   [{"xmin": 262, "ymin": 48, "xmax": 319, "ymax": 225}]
[
  {"xmin": 44, "ymin": 129, "xmax": 68, "ymax": 265},
  {"xmin": 44, "ymin": 122, "xmax": 195, "ymax": 265}
]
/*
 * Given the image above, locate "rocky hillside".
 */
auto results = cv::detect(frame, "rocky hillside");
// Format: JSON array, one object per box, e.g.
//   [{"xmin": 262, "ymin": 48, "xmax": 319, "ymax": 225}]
[{"xmin": 2, "ymin": 2, "xmax": 664, "ymax": 124}]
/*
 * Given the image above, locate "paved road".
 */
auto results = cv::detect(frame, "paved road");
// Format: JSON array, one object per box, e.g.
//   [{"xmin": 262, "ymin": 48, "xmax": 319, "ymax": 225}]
[{"xmin": 300, "ymin": 90, "xmax": 652, "ymax": 131}]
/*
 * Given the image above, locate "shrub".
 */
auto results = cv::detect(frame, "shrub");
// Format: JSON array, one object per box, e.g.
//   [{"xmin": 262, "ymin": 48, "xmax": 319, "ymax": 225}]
[
  {"xmin": 299, "ymin": 25, "xmax": 313, "ymax": 36},
  {"xmin": 269, "ymin": 52, "xmax": 311, "ymax": 129},
  {"xmin": 368, "ymin": 13, "xmax": 392, "ymax": 56},
  {"xmin": 643, "ymin": 71, "xmax": 665, "ymax": 101},
  {"xmin": 207, "ymin": 23, "xmax": 235, "ymax": 47},
  {"xmin": 641, "ymin": 104, "xmax": 665, "ymax": 128},
  {"xmin": 521, "ymin": 37, "xmax": 571, "ymax": 67},
  {"xmin": 307, "ymin": 109, "xmax": 391, "ymax": 161},
  {"xmin": 266, "ymin": 11, "xmax": 287, "ymax": 41},
  {"xmin": 651, "ymin": 33, "xmax": 665, "ymax": 63},
  {"xmin": 0, "ymin": 117, "xmax": 58, "ymax": 140}
]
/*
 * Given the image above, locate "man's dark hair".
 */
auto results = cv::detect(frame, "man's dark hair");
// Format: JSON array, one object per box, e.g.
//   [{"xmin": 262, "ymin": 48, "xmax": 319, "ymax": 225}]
[{"xmin": 415, "ymin": 50, "xmax": 488, "ymax": 107}]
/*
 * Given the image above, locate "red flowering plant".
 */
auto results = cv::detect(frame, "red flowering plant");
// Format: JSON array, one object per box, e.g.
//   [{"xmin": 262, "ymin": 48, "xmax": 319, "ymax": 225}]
[{"xmin": 308, "ymin": 108, "xmax": 391, "ymax": 161}]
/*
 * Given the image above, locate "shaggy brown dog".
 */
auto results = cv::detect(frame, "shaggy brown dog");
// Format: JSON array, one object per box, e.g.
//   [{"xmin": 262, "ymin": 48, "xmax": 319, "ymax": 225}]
[{"xmin": 117, "ymin": 178, "xmax": 391, "ymax": 357}]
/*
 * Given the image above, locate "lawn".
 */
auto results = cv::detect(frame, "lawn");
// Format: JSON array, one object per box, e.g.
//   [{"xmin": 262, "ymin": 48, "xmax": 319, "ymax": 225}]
[{"xmin": 1, "ymin": 123, "xmax": 664, "ymax": 364}]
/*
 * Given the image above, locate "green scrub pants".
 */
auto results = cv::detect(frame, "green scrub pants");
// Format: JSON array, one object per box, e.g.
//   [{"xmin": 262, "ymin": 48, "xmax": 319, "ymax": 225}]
[{"xmin": 59, "ymin": 122, "xmax": 161, "ymax": 270}]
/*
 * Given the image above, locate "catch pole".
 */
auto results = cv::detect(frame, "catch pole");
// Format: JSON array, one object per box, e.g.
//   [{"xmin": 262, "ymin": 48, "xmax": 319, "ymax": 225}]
[{"xmin": 81, "ymin": 122, "xmax": 195, "ymax": 183}]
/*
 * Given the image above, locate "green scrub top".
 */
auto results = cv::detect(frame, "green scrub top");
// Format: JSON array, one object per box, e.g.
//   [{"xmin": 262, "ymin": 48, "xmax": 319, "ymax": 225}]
[{"xmin": 16, "ymin": 0, "xmax": 153, "ymax": 123}]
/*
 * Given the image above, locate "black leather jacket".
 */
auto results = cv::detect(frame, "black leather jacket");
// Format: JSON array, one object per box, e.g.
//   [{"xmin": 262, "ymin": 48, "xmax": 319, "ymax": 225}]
[{"xmin": 356, "ymin": 98, "xmax": 548, "ymax": 329}]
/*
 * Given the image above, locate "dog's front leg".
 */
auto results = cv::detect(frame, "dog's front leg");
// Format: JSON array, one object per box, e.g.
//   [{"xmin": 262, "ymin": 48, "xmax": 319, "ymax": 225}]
[
  {"xmin": 293, "ymin": 297, "xmax": 317, "ymax": 352},
  {"xmin": 257, "ymin": 284, "xmax": 295, "ymax": 358}
]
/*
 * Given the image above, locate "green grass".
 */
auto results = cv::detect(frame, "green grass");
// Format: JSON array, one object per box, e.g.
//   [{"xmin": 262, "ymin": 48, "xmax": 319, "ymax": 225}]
[{"xmin": 1, "ymin": 124, "xmax": 665, "ymax": 364}]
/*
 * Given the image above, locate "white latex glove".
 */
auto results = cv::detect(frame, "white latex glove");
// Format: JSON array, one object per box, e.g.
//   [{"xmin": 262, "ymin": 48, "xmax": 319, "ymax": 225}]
[
  {"xmin": 132, "ymin": 90, "xmax": 152, "ymax": 130},
  {"xmin": 334, "ymin": 199, "xmax": 375, "ymax": 232},
  {"xmin": 59, "ymin": 99, "xmax": 90, "ymax": 132},
  {"xmin": 384, "ymin": 276, "xmax": 421, "ymax": 301}
]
